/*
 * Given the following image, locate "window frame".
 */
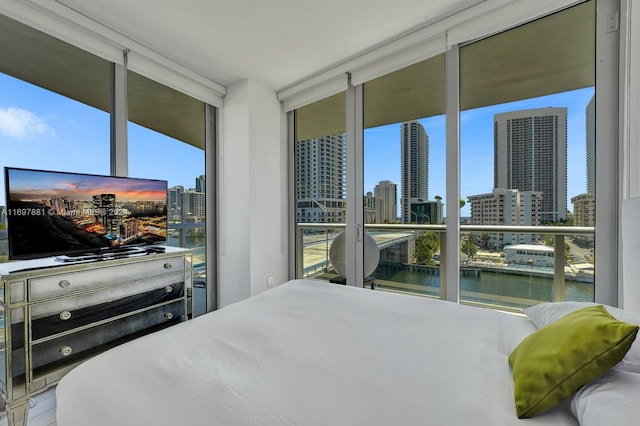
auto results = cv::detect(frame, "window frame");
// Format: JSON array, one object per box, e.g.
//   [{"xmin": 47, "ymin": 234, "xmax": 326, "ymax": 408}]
[{"xmin": 289, "ymin": 0, "xmax": 620, "ymax": 306}]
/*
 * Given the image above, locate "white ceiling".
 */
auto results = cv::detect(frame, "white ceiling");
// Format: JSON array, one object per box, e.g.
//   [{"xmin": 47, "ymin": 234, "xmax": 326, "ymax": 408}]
[{"xmin": 56, "ymin": 0, "xmax": 483, "ymax": 91}]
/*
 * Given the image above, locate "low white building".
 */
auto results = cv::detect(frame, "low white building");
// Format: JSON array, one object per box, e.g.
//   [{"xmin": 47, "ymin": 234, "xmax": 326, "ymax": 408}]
[
  {"xmin": 504, "ymin": 244, "xmax": 554, "ymax": 267},
  {"xmin": 468, "ymin": 188, "xmax": 543, "ymax": 248}
]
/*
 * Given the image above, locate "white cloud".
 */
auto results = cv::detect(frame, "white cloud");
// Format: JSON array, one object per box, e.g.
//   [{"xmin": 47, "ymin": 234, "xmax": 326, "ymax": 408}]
[{"xmin": 0, "ymin": 107, "xmax": 53, "ymax": 139}]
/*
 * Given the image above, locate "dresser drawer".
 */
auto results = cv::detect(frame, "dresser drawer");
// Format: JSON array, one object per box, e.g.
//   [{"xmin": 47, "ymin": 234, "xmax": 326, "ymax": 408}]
[
  {"xmin": 30, "ymin": 282, "xmax": 184, "ymax": 340},
  {"xmin": 29, "ymin": 256, "xmax": 185, "ymax": 301},
  {"xmin": 29, "ymin": 273, "xmax": 184, "ymax": 320},
  {"xmin": 30, "ymin": 300, "xmax": 185, "ymax": 378}
]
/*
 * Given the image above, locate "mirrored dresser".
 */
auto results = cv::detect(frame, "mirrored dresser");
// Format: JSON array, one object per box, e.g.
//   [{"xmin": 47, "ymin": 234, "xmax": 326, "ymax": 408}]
[{"xmin": 0, "ymin": 246, "xmax": 193, "ymax": 426}]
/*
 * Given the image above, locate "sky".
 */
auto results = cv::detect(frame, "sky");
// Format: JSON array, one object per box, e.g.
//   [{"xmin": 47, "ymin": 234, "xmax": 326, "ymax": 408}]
[
  {"xmin": 364, "ymin": 87, "xmax": 595, "ymax": 217},
  {"xmin": 1, "ymin": 71, "xmax": 594, "ymax": 218},
  {"xmin": 0, "ymin": 72, "xmax": 204, "ymax": 206}
]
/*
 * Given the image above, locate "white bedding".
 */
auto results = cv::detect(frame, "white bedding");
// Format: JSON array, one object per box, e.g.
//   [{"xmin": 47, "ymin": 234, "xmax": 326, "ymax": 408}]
[{"xmin": 56, "ymin": 279, "xmax": 577, "ymax": 426}]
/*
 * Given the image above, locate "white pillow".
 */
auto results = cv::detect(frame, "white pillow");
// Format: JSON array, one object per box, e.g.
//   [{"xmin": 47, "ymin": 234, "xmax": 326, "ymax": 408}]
[
  {"xmin": 570, "ymin": 368, "xmax": 640, "ymax": 426},
  {"xmin": 524, "ymin": 301, "xmax": 640, "ymax": 372}
]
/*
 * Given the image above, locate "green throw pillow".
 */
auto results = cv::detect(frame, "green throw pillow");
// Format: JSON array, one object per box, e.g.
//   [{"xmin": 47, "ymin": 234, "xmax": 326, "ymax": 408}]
[{"xmin": 509, "ymin": 305, "xmax": 639, "ymax": 418}]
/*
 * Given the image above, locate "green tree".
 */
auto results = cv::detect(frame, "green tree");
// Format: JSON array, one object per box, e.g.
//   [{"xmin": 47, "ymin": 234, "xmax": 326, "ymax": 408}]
[
  {"xmin": 481, "ymin": 233, "xmax": 490, "ymax": 249},
  {"xmin": 414, "ymin": 231, "xmax": 440, "ymax": 265},
  {"xmin": 462, "ymin": 238, "xmax": 478, "ymax": 258}
]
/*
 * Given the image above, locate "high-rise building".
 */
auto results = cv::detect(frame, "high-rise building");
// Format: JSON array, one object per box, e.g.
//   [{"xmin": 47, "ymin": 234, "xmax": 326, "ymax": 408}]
[
  {"xmin": 296, "ymin": 134, "xmax": 347, "ymax": 223},
  {"xmin": 183, "ymin": 190, "xmax": 205, "ymax": 220},
  {"xmin": 494, "ymin": 107, "xmax": 567, "ymax": 223},
  {"xmin": 571, "ymin": 193, "xmax": 595, "ymax": 245},
  {"xmin": 409, "ymin": 201, "xmax": 440, "ymax": 224},
  {"xmin": 364, "ymin": 192, "xmax": 377, "ymax": 224},
  {"xmin": 195, "ymin": 175, "xmax": 206, "ymax": 193},
  {"xmin": 168, "ymin": 185, "xmax": 184, "ymax": 220},
  {"xmin": 571, "ymin": 193, "xmax": 595, "ymax": 227},
  {"xmin": 374, "ymin": 180, "xmax": 397, "ymax": 223},
  {"xmin": 401, "ymin": 121, "xmax": 428, "ymax": 224},
  {"xmin": 586, "ymin": 95, "xmax": 595, "ymax": 194},
  {"xmin": 468, "ymin": 188, "xmax": 542, "ymax": 247}
]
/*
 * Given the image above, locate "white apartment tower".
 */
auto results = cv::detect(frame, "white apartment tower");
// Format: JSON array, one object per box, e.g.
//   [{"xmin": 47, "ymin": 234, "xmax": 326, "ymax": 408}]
[
  {"xmin": 183, "ymin": 190, "xmax": 205, "ymax": 220},
  {"xmin": 374, "ymin": 180, "xmax": 398, "ymax": 223},
  {"xmin": 571, "ymin": 193, "xmax": 595, "ymax": 227},
  {"xmin": 494, "ymin": 107, "xmax": 567, "ymax": 223},
  {"xmin": 168, "ymin": 185, "xmax": 184, "ymax": 220},
  {"xmin": 364, "ymin": 192, "xmax": 377, "ymax": 224},
  {"xmin": 468, "ymin": 188, "xmax": 543, "ymax": 246},
  {"xmin": 401, "ymin": 121, "xmax": 428, "ymax": 224},
  {"xmin": 195, "ymin": 174, "xmax": 206, "ymax": 193},
  {"xmin": 296, "ymin": 134, "xmax": 347, "ymax": 223}
]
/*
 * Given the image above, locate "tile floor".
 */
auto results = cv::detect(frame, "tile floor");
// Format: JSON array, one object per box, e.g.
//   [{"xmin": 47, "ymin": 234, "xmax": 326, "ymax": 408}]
[{"xmin": 0, "ymin": 388, "xmax": 57, "ymax": 426}]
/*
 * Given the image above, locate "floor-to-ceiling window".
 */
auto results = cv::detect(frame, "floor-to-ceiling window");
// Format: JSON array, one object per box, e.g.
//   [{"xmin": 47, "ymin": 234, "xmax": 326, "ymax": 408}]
[
  {"xmin": 0, "ymin": 14, "xmax": 216, "ymax": 315},
  {"xmin": 0, "ymin": 13, "xmax": 111, "ymax": 263},
  {"xmin": 127, "ymin": 71, "xmax": 208, "ymax": 316},
  {"xmin": 459, "ymin": 1, "xmax": 595, "ymax": 309},
  {"xmin": 293, "ymin": 92, "xmax": 346, "ymax": 282},
  {"xmin": 291, "ymin": 0, "xmax": 612, "ymax": 311},
  {"xmin": 363, "ymin": 54, "xmax": 446, "ymax": 297}
]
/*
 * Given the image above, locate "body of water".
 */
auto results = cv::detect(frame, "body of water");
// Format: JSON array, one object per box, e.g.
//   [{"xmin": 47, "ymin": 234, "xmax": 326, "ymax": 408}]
[{"xmin": 374, "ymin": 264, "xmax": 593, "ymax": 309}]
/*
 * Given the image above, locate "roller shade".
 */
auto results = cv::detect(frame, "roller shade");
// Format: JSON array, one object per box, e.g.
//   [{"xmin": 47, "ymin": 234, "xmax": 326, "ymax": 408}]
[
  {"xmin": 459, "ymin": 1, "xmax": 594, "ymax": 111},
  {"xmin": 292, "ymin": 0, "xmax": 594, "ymax": 141},
  {"xmin": 279, "ymin": 74, "xmax": 348, "ymax": 113},
  {"xmin": 350, "ymin": 35, "xmax": 446, "ymax": 86}
]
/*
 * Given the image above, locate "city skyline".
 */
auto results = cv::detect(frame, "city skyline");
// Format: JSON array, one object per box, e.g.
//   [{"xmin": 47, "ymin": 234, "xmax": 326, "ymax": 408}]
[
  {"xmin": 364, "ymin": 87, "xmax": 594, "ymax": 218},
  {"xmin": 1, "ymin": 70, "xmax": 593, "ymax": 222}
]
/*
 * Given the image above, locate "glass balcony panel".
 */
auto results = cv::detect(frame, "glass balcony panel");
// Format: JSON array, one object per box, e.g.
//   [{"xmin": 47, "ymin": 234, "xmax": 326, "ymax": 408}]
[{"xmin": 459, "ymin": 227, "xmax": 594, "ymax": 311}]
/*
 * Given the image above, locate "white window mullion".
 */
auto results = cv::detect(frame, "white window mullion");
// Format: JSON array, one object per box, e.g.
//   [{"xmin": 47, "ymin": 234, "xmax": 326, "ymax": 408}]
[
  {"xmin": 595, "ymin": 0, "xmax": 621, "ymax": 306},
  {"xmin": 445, "ymin": 44, "xmax": 460, "ymax": 303},
  {"xmin": 110, "ymin": 52, "xmax": 128, "ymax": 177},
  {"xmin": 346, "ymin": 77, "xmax": 365, "ymax": 287},
  {"xmin": 205, "ymin": 103, "xmax": 218, "ymax": 312}
]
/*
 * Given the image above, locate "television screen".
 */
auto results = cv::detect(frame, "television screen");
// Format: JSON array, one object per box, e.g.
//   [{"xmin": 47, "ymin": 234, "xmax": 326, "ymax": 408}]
[{"xmin": 4, "ymin": 167, "xmax": 168, "ymax": 260}]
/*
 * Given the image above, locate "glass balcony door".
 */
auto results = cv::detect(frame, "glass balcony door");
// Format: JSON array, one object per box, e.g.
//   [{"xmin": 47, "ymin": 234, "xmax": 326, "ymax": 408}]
[{"xmin": 291, "ymin": 0, "xmax": 618, "ymax": 308}]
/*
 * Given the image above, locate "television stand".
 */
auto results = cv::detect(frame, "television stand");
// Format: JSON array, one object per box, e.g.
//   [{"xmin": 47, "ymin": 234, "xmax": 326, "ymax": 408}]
[{"xmin": 0, "ymin": 246, "xmax": 193, "ymax": 426}]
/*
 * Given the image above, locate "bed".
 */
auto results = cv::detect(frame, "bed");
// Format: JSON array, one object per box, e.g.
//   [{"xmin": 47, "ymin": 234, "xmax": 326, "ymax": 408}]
[
  {"xmin": 53, "ymin": 276, "xmax": 635, "ymax": 426},
  {"xmin": 55, "ymin": 200, "xmax": 640, "ymax": 426}
]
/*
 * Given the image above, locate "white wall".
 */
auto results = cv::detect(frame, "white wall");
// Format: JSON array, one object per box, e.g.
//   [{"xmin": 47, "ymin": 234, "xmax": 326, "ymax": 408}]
[
  {"xmin": 619, "ymin": 0, "xmax": 640, "ymax": 308},
  {"xmin": 247, "ymin": 82, "xmax": 289, "ymax": 297},
  {"xmin": 218, "ymin": 80, "xmax": 288, "ymax": 307}
]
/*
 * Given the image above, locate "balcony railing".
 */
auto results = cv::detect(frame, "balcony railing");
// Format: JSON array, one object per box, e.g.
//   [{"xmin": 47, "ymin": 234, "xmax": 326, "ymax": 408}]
[{"xmin": 296, "ymin": 223, "xmax": 595, "ymax": 311}]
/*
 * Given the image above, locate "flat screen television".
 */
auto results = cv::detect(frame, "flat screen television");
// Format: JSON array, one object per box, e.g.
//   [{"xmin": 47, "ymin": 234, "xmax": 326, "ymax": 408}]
[{"xmin": 4, "ymin": 167, "xmax": 168, "ymax": 260}]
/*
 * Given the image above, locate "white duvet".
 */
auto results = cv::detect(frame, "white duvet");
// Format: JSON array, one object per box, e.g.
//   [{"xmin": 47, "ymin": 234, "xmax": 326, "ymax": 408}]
[{"xmin": 56, "ymin": 279, "xmax": 577, "ymax": 425}]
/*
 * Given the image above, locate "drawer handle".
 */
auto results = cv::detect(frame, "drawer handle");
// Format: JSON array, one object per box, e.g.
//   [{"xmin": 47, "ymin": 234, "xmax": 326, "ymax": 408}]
[
  {"xmin": 163, "ymin": 263, "xmax": 172, "ymax": 270},
  {"xmin": 58, "ymin": 280, "xmax": 71, "ymax": 289},
  {"xmin": 164, "ymin": 286, "xmax": 174, "ymax": 293},
  {"xmin": 59, "ymin": 311, "xmax": 72, "ymax": 321},
  {"xmin": 164, "ymin": 312, "xmax": 174, "ymax": 320},
  {"xmin": 60, "ymin": 346, "xmax": 73, "ymax": 357}
]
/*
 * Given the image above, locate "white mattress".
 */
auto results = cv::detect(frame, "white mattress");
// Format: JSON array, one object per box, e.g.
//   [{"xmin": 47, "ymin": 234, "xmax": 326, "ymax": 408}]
[{"xmin": 56, "ymin": 279, "xmax": 577, "ymax": 426}]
